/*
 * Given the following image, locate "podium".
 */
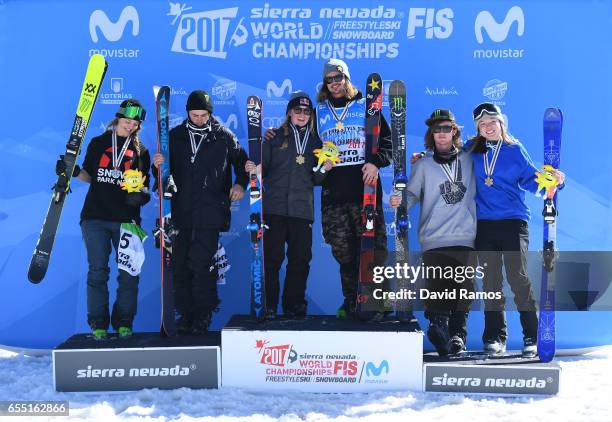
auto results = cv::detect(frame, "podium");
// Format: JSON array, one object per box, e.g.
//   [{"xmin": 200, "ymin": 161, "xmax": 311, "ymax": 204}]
[
  {"xmin": 53, "ymin": 332, "xmax": 220, "ymax": 392},
  {"xmin": 222, "ymin": 315, "xmax": 424, "ymax": 392}
]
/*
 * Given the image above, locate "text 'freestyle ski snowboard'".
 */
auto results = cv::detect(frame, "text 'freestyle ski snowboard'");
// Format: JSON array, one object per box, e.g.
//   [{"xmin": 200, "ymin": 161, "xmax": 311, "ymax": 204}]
[
  {"xmin": 357, "ymin": 73, "xmax": 383, "ymax": 319},
  {"xmin": 247, "ymin": 96, "xmax": 266, "ymax": 320},
  {"xmin": 153, "ymin": 85, "xmax": 176, "ymax": 336},
  {"xmin": 28, "ymin": 54, "xmax": 107, "ymax": 283},
  {"xmin": 538, "ymin": 107, "xmax": 563, "ymax": 362}
]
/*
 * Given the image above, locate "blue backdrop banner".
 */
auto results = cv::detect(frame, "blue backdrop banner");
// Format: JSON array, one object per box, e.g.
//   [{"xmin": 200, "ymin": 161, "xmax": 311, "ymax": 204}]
[{"xmin": 1, "ymin": 0, "xmax": 611, "ymax": 349}]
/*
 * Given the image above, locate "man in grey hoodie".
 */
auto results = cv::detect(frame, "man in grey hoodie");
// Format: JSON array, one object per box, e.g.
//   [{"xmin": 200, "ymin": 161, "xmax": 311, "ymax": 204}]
[{"xmin": 391, "ymin": 109, "xmax": 476, "ymax": 356}]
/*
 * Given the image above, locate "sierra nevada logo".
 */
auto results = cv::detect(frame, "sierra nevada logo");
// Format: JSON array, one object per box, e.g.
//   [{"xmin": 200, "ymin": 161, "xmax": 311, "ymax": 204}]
[
  {"xmin": 89, "ymin": 6, "xmax": 140, "ymax": 43},
  {"xmin": 169, "ymin": 4, "xmax": 248, "ymax": 58},
  {"xmin": 475, "ymin": 6, "xmax": 524, "ymax": 44}
]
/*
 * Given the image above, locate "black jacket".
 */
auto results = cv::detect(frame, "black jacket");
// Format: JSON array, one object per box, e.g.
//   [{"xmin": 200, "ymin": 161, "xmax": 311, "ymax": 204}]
[
  {"xmin": 262, "ymin": 124, "xmax": 325, "ymax": 222},
  {"xmin": 317, "ymin": 92, "xmax": 392, "ymax": 207},
  {"xmin": 164, "ymin": 118, "xmax": 248, "ymax": 230}
]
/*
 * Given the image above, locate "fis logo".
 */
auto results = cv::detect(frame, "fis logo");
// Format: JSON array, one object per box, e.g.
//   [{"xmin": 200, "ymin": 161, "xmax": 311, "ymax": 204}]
[
  {"xmin": 407, "ymin": 8, "xmax": 453, "ymax": 40},
  {"xmin": 170, "ymin": 7, "xmax": 247, "ymax": 59},
  {"xmin": 365, "ymin": 360, "xmax": 389, "ymax": 377},
  {"xmin": 266, "ymin": 79, "xmax": 292, "ymax": 99},
  {"xmin": 475, "ymin": 6, "xmax": 525, "ymax": 44},
  {"xmin": 89, "ymin": 6, "xmax": 140, "ymax": 43}
]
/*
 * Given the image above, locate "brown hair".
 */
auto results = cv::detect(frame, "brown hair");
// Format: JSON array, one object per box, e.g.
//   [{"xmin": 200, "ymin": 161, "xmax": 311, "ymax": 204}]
[
  {"xmin": 316, "ymin": 77, "xmax": 359, "ymax": 103},
  {"xmin": 424, "ymin": 121, "xmax": 463, "ymax": 150},
  {"xmin": 106, "ymin": 117, "xmax": 147, "ymax": 157}
]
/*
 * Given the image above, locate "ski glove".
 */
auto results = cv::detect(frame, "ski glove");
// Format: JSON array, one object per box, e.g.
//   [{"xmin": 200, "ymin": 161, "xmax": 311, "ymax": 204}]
[
  {"xmin": 55, "ymin": 155, "xmax": 80, "ymax": 178},
  {"xmin": 126, "ymin": 187, "xmax": 151, "ymax": 207}
]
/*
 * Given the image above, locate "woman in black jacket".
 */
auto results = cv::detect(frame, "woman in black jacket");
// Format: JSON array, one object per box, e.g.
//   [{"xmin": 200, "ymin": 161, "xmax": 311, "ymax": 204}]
[
  {"xmin": 56, "ymin": 99, "xmax": 150, "ymax": 340},
  {"xmin": 245, "ymin": 91, "xmax": 334, "ymax": 319}
]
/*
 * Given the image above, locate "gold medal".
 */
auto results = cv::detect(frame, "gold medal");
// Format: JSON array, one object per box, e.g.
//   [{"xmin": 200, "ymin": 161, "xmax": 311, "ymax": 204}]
[
  {"xmin": 335, "ymin": 122, "xmax": 344, "ymax": 130},
  {"xmin": 296, "ymin": 154, "xmax": 305, "ymax": 165},
  {"xmin": 485, "ymin": 177, "xmax": 494, "ymax": 187}
]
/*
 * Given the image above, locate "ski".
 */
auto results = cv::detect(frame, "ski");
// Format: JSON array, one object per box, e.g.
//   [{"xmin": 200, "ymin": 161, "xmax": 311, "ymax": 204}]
[
  {"xmin": 247, "ymin": 96, "xmax": 266, "ymax": 320},
  {"xmin": 153, "ymin": 85, "xmax": 176, "ymax": 337},
  {"xmin": 27, "ymin": 54, "xmax": 107, "ymax": 283},
  {"xmin": 389, "ymin": 80, "xmax": 412, "ymax": 321},
  {"xmin": 357, "ymin": 73, "xmax": 383, "ymax": 319},
  {"xmin": 537, "ymin": 108, "xmax": 563, "ymax": 362}
]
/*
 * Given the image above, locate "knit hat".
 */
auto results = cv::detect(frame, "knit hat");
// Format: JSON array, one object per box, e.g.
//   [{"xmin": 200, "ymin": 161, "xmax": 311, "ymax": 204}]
[
  {"xmin": 425, "ymin": 109, "xmax": 455, "ymax": 126},
  {"xmin": 322, "ymin": 58, "xmax": 351, "ymax": 81},
  {"xmin": 186, "ymin": 90, "xmax": 213, "ymax": 113},
  {"xmin": 116, "ymin": 99, "xmax": 146, "ymax": 122},
  {"xmin": 286, "ymin": 91, "xmax": 313, "ymax": 114}
]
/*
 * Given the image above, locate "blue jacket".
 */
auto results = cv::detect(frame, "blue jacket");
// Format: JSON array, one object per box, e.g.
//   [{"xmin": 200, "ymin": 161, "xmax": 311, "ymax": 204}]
[{"xmin": 466, "ymin": 140, "xmax": 539, "ymax": 222}]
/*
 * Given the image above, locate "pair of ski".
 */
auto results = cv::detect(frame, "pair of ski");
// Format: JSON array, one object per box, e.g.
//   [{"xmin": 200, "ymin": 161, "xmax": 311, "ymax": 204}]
[
  {"xmin": 356, "ymin": 75, "xmax": 411, "ymax": 322},
  {"xmin": 25, "ymin": 55, "xmax": 175, "ymax": 336}
]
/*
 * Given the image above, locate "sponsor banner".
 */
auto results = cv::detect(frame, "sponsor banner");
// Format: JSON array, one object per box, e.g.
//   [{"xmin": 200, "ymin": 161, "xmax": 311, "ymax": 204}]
[
  {"xmin": 222, "ymin": 329, "xmax": 423, "ymax": 392},
  {"xmin": 424, "ymin": 363, "xmax": 560, "ymax": 395},
  {"xmin": 53, "ymin": 347, "xmax": 220, "ymax": 392}
]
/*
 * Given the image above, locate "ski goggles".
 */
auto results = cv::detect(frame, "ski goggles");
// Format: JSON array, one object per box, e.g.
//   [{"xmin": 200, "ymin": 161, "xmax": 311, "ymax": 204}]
[
  {"xmin": 432, "ymin": 125, "xmax": 454, "ymax": 134},
  {"xmin": 117, "ymin": 105, "xmax": 146, "ymax": 122},
  {"xmin": 292, "ymin": 107, "xmax": 312, "ymax": 116},
  {"xmin": 324, "ymin": 74, "xmax": 345, "ymax": 84},
  {"xmin": 472, "ymin": 102, "xmax": 502, "ymax": 121}
]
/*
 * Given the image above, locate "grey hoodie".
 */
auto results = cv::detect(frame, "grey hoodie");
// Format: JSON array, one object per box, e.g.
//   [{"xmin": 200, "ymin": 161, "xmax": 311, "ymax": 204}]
[{"xmin": 405, "ymin": 149, "xmax": 476, "ymax": 251}]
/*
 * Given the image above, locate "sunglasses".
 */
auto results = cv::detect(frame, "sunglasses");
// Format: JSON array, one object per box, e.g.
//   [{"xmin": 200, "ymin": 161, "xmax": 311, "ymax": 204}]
[
  {"xmin": 292, "ymin": 107, "xmax": 312, "ymax": 115},
  {"xmin": 325, "ymin": 74, "xmax": 344, "ymax": 84},
  {"xmin": 473, "ymin": 102, "xmax": 501, "ymax": 121},
  {"xmin": 432, "ymin": 125, "xmax": 454, "ymax": 134},
  {"xmin": 119, "ymin": 105, "xmax": 146, "ymax": 121}
]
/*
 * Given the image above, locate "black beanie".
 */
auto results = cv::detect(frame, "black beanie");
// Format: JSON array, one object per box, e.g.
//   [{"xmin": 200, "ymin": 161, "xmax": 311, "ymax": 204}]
[
  {"xmin": 116, "ymin": 99, "xmax": 146, "ymax": 121},
  {"xmin": 186, "ymin": 90, "xmax": 213, "ymax": 113},
  {"xmin": 286, "ymin": 91, "xmax": 313, "ymax": 114}
]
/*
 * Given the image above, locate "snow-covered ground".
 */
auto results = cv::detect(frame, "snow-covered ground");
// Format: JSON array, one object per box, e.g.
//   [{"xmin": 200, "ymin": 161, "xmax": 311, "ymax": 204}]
[{"xmin": 0, "ymin": 346, "xmax": 611, "ymax": 422}]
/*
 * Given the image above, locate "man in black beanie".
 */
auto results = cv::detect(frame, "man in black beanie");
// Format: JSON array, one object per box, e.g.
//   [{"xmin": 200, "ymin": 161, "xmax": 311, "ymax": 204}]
[{"xmin": 153, "ymin": 89, "xmax": 248, "ymax": 334}]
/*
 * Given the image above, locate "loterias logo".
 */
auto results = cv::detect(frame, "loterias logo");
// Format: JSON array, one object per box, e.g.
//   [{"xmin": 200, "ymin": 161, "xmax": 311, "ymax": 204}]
[{"xmin": 76, "ymin": 364, "xmax": 193, "ymax": 378}]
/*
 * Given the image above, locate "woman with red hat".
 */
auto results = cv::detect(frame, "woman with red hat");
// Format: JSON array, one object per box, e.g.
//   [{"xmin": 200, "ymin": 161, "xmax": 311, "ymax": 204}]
[{"xmin": 245, "ymin": 91, "xmax": 333, "ymax": 319}]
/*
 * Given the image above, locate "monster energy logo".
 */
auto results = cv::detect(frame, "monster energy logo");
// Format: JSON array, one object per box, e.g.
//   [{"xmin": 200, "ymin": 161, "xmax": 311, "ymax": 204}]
[
  {"xmin": 79, "ymin": 98, "xmax": 92, "ymax": 113},
  {"xmin": 393, "ymin": 97, "xmax": 403, "ymax": 109}
]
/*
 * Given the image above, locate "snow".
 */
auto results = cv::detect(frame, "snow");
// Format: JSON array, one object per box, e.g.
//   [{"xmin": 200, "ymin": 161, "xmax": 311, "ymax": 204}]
[{"xmin": 0, "ymin": 347, "xmax": 611, "ymax": 422}]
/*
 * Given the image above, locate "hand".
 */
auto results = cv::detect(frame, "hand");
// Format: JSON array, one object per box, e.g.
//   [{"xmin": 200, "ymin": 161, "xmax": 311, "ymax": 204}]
[
  {"xmin": 55, "ymin": 155, "xmax": 80, "ymax": 177},
  {"xmin": 410, "ymin": 152, "xmax": 424, "ymax": 165},
  {"xmin": 389, "ymin": 195, "xmax": 401, "ymax": 208},
  {"xmin": 553, "ymin": 169, "xmax": 565, "ymax": 185},
  {"xmin": 264, "ymin": 127, "xmax": 276, "ymax": 141},
  {"xmin": 362, "ymin": 163, "xmax": 378, "ymax": 186},
  {"xmin": 323, "ymin": 159, "xmax": 333, "ymax": 172},
  {"xmin": 153, "ymin": 153, "xmax": 165, "ymax": 168},
  {"xmin": 245, "ymin": 160, "xmax": 256, "ymax": 173},
  {"xmin": 230, "ymin": 184, "xmax": 245, "ymax": 201}
]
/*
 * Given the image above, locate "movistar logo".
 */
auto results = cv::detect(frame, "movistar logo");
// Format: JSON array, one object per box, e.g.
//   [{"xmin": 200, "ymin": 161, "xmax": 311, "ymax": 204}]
[
  {"xmin": 266, "ymin": 79, "xmax": 292, "ymax": 98},
  {"xmin": 365, "ymin": 360, "xmax": 389, "ymax": 377},
  {"xmin": 89, "ymin": 6, "xmax": 140, "ymax": 43},
  {"xmin": 475, "ymin": 6, "xmax": 524, "ymax": 44}
]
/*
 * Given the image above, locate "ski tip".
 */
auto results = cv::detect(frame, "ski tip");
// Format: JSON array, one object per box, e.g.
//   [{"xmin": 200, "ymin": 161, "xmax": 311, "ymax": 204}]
[
  {"xmin": 154, "ymin": 85, "xmax": 171, "ymax": 98},
  {"xmin": 89, "ymin": 53, "xmax": 107, "ymax": 66},
  {"xmin": 153, "ymin": 85, "xmax": 160, "ymax": 97},
  {"xmin": 544, "ymin": 107, "xmax": 563, "ymax": 121},
  {"xmin": 27, "ymin": 270, "xmax": 45, "ymax": 284}
]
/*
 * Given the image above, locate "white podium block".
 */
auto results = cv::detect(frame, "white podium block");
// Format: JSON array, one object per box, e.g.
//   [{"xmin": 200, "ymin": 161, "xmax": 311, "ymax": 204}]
[{"xmin": 222, "ymin": 315, "xmax": 423, "ymax": 392}]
